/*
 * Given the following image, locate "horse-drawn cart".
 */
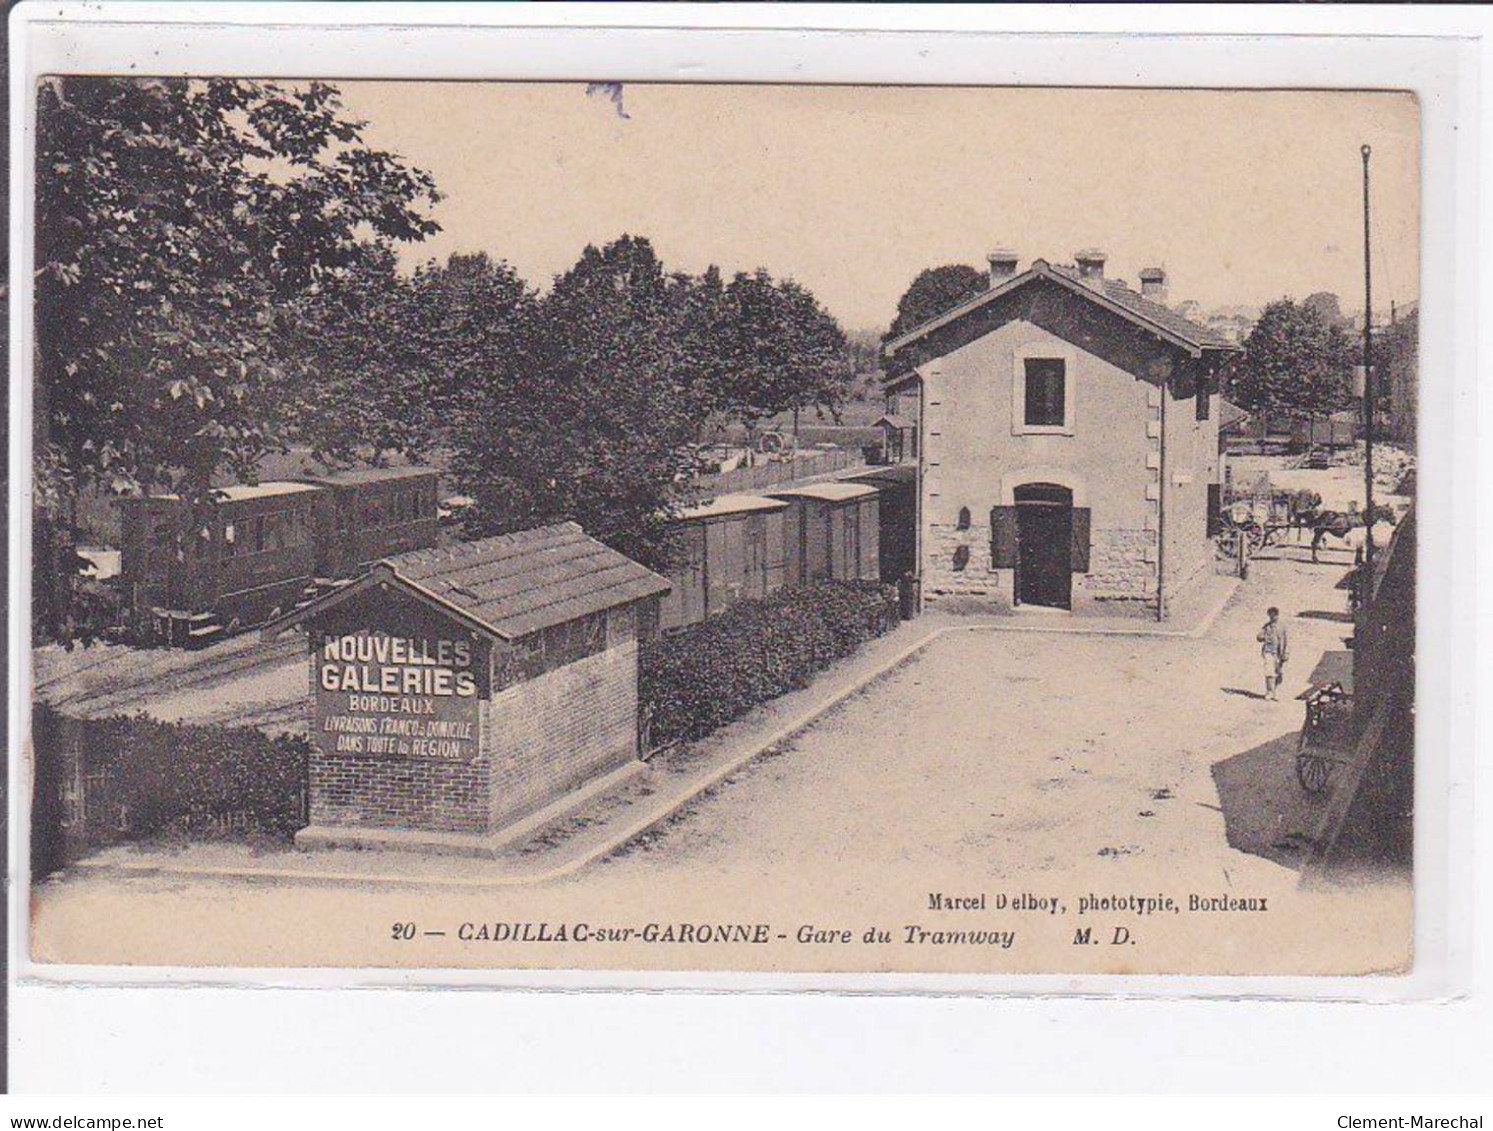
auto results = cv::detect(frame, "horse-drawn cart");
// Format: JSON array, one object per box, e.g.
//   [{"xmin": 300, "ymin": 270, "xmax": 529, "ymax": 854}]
[
  {"xmin": 1214, "ymin": 490, "xmax": 1309, "ymax": 562},
  {"xmin": 1296, "ymin": 650, "xmax": 1355, "ymax": 794}
]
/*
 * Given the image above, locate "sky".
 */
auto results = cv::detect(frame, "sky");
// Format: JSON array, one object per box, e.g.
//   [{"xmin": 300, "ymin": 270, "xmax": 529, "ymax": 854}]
[{"xmin": 339, "ymin": 82, "xmax": 1421, "ymax": 334}]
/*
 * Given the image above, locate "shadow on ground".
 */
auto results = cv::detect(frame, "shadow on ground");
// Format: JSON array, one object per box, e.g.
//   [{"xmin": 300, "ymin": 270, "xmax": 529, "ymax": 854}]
[
  {"xmin": 1210, "ymin": 731, "xmax": 1330, "ymax": 871},
  {"xmin": 1297, "ymin": 609, "xmax": 1354, "ymax": 623}
]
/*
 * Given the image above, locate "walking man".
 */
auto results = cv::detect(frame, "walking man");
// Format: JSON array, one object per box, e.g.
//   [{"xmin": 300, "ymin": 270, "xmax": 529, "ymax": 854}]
[{"xmin": 1257, "ymin": 606, "xmax": 1289, "ymax": 701}]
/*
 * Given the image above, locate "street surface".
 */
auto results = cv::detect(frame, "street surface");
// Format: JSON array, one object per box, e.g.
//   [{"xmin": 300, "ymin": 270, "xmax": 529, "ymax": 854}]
[{"xmin": 30, "ymin": 532, "xmax": 1411, "ymax": 976}]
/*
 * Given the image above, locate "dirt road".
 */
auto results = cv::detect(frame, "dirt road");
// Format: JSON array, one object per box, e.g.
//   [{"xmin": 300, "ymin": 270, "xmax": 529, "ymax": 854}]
[{"xmin": 29, "ymin": 538, "xmax": 1410, "ymax": 976}]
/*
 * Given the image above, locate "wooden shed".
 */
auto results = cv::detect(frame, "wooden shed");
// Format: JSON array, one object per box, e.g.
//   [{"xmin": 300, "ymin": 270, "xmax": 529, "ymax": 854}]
[
  {"xmin": 263, "ymin": 522, "xmax": 670, "ymax": 853},
  {"xmin": 766, "ymin": 482, "xmax": 882, "ymax": 587},
  {"xmin": 659, "ymin": 494, "xmax": 790, "ymax": 631},
  {"xmin": 874, "ymin": 414, "xmax": 919, "ymax": 465}
]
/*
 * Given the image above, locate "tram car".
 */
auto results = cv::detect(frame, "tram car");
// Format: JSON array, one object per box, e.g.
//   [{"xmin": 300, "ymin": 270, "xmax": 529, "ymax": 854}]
[{"xmin": 117, "ymin": 467, "xmax": 441, "ymax": 647}]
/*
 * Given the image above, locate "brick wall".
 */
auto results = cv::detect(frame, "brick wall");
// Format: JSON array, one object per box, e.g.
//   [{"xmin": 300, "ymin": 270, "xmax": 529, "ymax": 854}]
[
  {"xmin": 484, "ymin": 640, "xmax": 640, "ymax": 829},
  {"xmin": 309, "ymin": 752, "xmax": 490, "ymax": 833}
]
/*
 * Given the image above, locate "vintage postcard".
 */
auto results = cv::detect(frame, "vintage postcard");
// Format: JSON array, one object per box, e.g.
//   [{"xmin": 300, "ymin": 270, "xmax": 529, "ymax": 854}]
[{"xmin": 21, "ymin": 78, "xmax": 1421, "ymax": 980}]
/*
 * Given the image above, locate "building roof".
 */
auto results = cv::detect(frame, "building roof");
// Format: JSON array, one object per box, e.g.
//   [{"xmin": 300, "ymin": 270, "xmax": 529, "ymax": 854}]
[
  {"xmin": 126, "ymin": 480, "xmax": 323, "ymax": 505},
  {"xmin": 1218, "ymin": 399, "xmax": 1252, "ymax": 431},
  {"xmin": 296, "ymin": 465, "xmax": 441, "ymax": 487},
  {"xmin": 883, "ymin": 258, "xmax": 1243, "ymax": 371},
  {"xmin": 874, "ymin": 414, "xmax": 917, "ymax": 430},
  {"xmin": 765, "ymin": 483, "xmax": 880, "ymax": 504},
  {"xmin": 263, "ymin": 522, "xmax": 669, "ymax": 643},
  {"xmin": 843, "ymin": 464, "xmax": 917, "ymax": 486},
  {"xmin": 673, "ymin": 494, "xmax": 790, "ymax": 521}
]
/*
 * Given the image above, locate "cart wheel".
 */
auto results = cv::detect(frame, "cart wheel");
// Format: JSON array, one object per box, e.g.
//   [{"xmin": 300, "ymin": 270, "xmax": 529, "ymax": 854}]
[
  {"xmin": 1296, "ymin": 750, "xmax": 1332, "ymax": 793},
  {"xmin": 1215, "ymin": 529, "xmax": 1240, "ymax": 561}
]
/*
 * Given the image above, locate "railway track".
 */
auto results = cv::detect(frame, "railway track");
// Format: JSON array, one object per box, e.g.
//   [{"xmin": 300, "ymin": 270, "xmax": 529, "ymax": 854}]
[{"xmin": 34, "ymin": 631, "xmax": 307, "ymax": 717}]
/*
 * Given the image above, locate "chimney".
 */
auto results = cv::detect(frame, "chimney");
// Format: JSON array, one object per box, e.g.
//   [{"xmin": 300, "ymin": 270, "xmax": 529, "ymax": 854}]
[
  {"xmin": 1074, "ymin": 248, "xmax": 1107, "ymax": 281},
  {"xmin": 1139, "ymin": 267, "xmax": 1168, "ymax": 303},
  {"xmin": 986, "ymin": 248, "xmax": 1019, "ymax": 287}
]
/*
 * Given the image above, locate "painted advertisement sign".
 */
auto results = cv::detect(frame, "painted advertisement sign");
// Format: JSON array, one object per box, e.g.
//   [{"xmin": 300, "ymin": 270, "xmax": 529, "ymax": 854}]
[{"xmin": 311, "ymin": 590, "xmax": 490, "ymax": 762}]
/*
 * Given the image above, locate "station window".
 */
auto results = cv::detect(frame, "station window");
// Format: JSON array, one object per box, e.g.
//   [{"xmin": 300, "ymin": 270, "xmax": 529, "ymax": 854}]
[{"xmin": 1024, "ymin": 359, "xmax": 1067, "ymax": 427}]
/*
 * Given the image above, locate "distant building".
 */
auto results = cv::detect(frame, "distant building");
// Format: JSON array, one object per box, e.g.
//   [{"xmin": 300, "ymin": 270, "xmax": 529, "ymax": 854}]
[{"xmin": 884, "ymin": 250, "xmax": 1242, "ymax": 617}]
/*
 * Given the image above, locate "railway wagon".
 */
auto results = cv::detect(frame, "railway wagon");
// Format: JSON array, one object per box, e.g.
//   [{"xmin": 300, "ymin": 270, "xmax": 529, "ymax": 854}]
[
  {"xmin": 296, "ymin": 467, "xmax": 442, "ymax": 577},
  {"xmin": 117, "ymin": 467, "xmax": 440, "ymax": 647},
  {"xmin": 842, "ymin": 464, "xmax": 917, "ymax": 584},
  {"xmin": 765, "ymin": 483, "xmax": 881, "ymax": 588},
  {"xmin": 658, "ymin": 494, "xmax": 790, "ymax": 632}
]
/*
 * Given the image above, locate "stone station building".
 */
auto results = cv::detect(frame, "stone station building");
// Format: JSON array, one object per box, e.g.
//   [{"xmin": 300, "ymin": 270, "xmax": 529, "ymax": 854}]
[{"xmin": 883, "ymin": 250, "xmax": 1242, "ymax": 617}]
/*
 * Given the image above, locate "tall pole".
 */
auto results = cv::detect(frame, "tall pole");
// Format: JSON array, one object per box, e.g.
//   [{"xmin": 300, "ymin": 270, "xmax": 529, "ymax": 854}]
[{"xmin": 1361, "ymin": 143, "xmax": 1375, "ymax": 574}]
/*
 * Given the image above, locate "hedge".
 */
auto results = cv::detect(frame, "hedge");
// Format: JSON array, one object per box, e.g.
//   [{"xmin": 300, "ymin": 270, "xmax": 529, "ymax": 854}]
[
  {"xmin": 30, "ymin": 703, "xmax": 311, "ymax": 877},
  {"xmin": 640, "ymin": 579, "xmax": 899, "ymax": 748}
]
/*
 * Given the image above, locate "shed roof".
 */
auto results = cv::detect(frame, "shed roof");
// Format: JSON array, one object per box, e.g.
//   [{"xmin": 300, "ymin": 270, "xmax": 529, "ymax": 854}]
[
  {"xmin": 263, "ymin": 522, "xmax": 670, "ymax": 643},
  {"xmin": 296, "ymin": 465, "xmax": 441, "ymax": 487},
  {"xmin": 883, "ymin": 258, "xmax": 1242, "ymax": 371},
  {"xmin": 673, "ymin": 494, "xmax": 790, "ymax": 521},
  {"xmin": 874, "ymin": 414, "xmax": 917, "ymax": 430},
  {"xmin": 765, "ymin": 483, "xmax": 880, "ymax": 504}
]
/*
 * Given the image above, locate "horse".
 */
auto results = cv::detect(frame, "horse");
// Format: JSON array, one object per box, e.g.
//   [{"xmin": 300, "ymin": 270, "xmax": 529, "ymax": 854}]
[{"xmin": 1307, "ymin": 502, "xmax": 1397, "ymax": 562}]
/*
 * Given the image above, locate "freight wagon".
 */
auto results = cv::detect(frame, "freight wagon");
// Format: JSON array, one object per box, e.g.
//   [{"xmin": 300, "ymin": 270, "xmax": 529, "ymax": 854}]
[
  {"xmin": 658, "ymin": 494, "xmax": 790, "ymax": 632},
  {"xmin": 765, "ymin": 483, "xmax": 881, "ymax": 589},
  {"xmin": 658, "ymin": 481, "xmax": 885, "ymax": 633},
  {"xmin": 116, "ymin": 467, "xmax": 440, "ymax": 647}
]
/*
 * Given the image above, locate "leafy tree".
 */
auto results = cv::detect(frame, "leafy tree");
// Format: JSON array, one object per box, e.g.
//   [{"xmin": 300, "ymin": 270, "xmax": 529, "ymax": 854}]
[
  {"xmin": 722, "ymin": 269, "xmax": 852, "ymax": 437},
  {"xmin": 450, "ymin": 236, "xmax": 722, "ymax": 568},
  {"xmin": 34, "ymin": 76, "xmax": 440, "ymax": 642},
  {"xmin": 883, "ymin": 264, "xmax": 987, "ymax": 344},
  {"xmin": 287, "ymin": 250, "xmax": 539, "ymax": 467},
  {"xmin": 1234, "ymin": 298, "xmax": 1355, "ymax": 436},
  {"xmin": 1302, "ymin": 291, "xmax": 1345, "ymax": 328},
  {"xmin": 449, "ymin": 237, "xmax": 851, "ymax": 569}
]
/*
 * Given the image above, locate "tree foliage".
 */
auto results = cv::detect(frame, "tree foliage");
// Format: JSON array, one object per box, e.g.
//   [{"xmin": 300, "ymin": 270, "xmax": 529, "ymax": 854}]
[
  {"xmin": 1302, "ymin": 291, "xmax": 1346, "ymax": 328},
  {"xmin": 884, "ymin": 264, "xmax": 987, "ymax": 344},
  {"xmin": 1233, "ymin": 298, "xmax": 1356, "ymax": 425},
  {"xmin": 286, "ymin": 249, "xmax": 538, "ymax": 467},
  {"xmin": 450, "ymin": 238, "xmax": 716, "ymax": 567},
  {"xmin": 721, "ymin": 269, "xmax": 852, "ymax": 430},
  {"xmin": 34, "ymin": 76, "xmax": 440, "ymax": 642},
  {"xmin": 446, "ymin": 238, "xmax": 853, "ymax": 570}
]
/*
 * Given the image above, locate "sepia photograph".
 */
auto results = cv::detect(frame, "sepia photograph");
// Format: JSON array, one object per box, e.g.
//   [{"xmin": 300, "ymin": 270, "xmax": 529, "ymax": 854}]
[{"xmin": 21, "ymin": 77, "xmax": 1421, "ymax": 978}]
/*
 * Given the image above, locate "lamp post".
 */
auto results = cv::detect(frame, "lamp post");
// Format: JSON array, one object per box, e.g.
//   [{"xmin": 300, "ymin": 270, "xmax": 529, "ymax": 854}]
[{"xmin": 1361, "ymin": 143, "xmax": 1375, "ymax": 576}]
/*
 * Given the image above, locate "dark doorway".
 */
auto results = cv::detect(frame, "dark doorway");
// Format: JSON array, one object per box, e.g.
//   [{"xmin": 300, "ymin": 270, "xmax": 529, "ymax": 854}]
[{"xmin": 1014, "ymin": 483, "xmax": 1073, "ymax": 609}]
